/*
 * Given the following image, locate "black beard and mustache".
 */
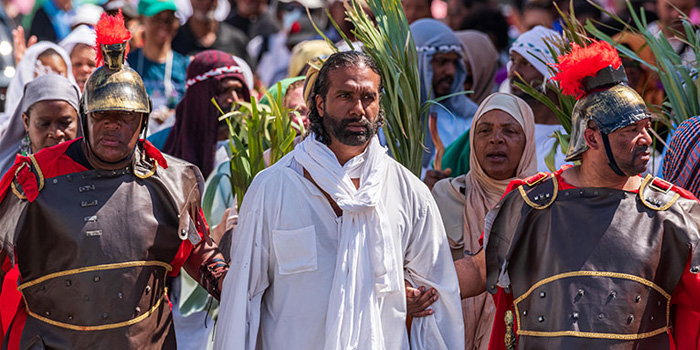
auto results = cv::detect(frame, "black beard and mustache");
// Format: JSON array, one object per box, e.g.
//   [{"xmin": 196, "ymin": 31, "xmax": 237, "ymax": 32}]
[
  {"xmin": 618, "ymin": 145, "xmax": 650, "ymax": 175},
  {"xmin": 323, "ymin": 113, "xmax": 380, "ymax": 147}
]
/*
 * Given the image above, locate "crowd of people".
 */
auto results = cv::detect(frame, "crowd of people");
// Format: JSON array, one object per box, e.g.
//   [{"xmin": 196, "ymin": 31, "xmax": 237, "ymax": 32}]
[{"xmin": 0, "ymin": 0, "xmax": 700, "ymax": 349}]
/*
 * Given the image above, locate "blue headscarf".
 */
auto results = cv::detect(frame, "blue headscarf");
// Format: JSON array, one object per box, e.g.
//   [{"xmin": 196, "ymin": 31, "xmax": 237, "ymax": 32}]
[{"xmin": 410, "ymin": 19, "xmax": 478, "ymax": 168}]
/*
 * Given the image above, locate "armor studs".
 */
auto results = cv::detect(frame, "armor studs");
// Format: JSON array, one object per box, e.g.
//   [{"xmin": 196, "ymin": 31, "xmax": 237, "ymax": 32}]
[
  {"xmin": 598, "ymin": 313, "xmax": 605, "ymax": 320},
  {"xmin": 52, "ymin": 179, "xmax": 58, "ymax": 184},
  {"xmin": 68, "ymin": 315, "xmax": 73, "ymax": 321},
  {"xmin": 635, "ymin": 295, "xmax": 641, "ymax": 303},
  {"xmin": 537, "ymin": 316, "xmax": 545, "ymax": 322},
  {"xmin": 539, "ymin": 291, "xmax": 546, "ymax": 298},
  {"xmin": 627, "ymin": 315, "xmax": 634, "ymax": 324},
  {"xmin": 102, "ymin": 313, "xmax": 109, "ymax": 320},
  {"xmin": 522, "ymin": 310, "xmax": 528, "ymax": 316},
  {"xmin": 78, "ymin": 185, "xmax": 95, "ymax": 192},
  {"xmin": 135, "ymin": 307, "xmax": 141, "ymax": 314},
  {"xmin": 85, "ymin": 230, "xmax": 102, "ymax": 237},
  {"xmin": 691, "ymin": 266, "xmax": 700, "ymax": 273},
  {"xmin": 118, "ymin": 292, "xmax": 123, "ymax": 299},
  {"xmin": 45, "ymin": 310, "xmax": 51, "ymax": 316},
  {"xmin": 65, "ymin": 280, "xmax": 72, "ymax": 287},
  {"xmin": 80, "ymin": 200, "xmax": 98, "ymax": 207},
  {"xmin": 145, "ymin": 286, "xmax": 151, "ymax": 295},
  {"xmin": 645, "ymin": 197, "xmax": 663, "ymax": 207},
  {"xmin": 572, "ymin": 312, "xmax": 579, "ymax": 320},
  {"xmin": 94, "ymin": 276, "xmax": 100, "ymax": 282}
]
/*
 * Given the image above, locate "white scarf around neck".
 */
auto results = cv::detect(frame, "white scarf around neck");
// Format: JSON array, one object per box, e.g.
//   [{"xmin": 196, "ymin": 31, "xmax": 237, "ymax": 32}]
[{"xmin": 293, "ymin": 134, "xmax": 402, "ymax": 350}]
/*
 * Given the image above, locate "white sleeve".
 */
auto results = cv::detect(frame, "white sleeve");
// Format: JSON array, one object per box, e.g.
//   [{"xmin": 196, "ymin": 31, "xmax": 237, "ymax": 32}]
[
  {"xmin": 213, "ymin": 190, "xmax": 270, "ymax": 350},
  {"xmin": 404, "ymin": 197, "xmax": 465, "ymax": 350}
]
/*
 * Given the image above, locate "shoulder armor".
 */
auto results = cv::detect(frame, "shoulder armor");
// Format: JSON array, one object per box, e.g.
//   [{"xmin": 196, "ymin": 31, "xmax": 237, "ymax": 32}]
[
  {"xmin": 639, "ymin": 174, "xmax": 680, "ymax": 211},
  {"xmin": 518, "ymin": 172, "xmax": 558, "ymax": 210},
  {"xmin": 11, "ymin": 154, "xmax": 44, "ymax": 202}
]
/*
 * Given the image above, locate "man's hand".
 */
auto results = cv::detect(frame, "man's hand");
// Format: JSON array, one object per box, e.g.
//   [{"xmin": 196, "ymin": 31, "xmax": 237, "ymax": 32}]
[
  {"xmin": 423, "ymin": 168, "xmax": 451, "ymax": 191},
  {"xmin": 12, "ymin": 26, "xmax": 37, "ymax": 64},
  {"xmin": 405, "ymin": 280, "xmax": 438, "ymax": 317}
]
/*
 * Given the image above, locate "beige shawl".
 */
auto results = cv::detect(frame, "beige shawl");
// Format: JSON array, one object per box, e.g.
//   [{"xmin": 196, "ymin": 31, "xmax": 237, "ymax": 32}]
[{"xmin": 456, "ymin": 31, "xmax": 500, "ymax": 105}]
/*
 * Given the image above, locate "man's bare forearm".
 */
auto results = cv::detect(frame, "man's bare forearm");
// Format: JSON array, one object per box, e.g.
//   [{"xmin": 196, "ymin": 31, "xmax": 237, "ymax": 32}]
[{"xmin": 455, "ymin": 249, "xmax": 486, "ymax": 299}]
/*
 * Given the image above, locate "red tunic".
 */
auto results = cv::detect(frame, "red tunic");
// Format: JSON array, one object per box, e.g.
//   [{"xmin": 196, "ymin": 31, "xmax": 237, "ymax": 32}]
[{"xmin": 486, "ymin": 167, "xmax": 700, "ymax": 350}]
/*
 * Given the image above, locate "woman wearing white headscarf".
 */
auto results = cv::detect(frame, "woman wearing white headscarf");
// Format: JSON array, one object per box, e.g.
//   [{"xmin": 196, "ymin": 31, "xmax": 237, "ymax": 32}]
[
  {"xmin": 59, "ymin": 24, "xmax": 97, "ymax": 92},
  {"xmin": 431, "ymin": 92, "xmax": 537, "ymax": 350},
  {"xmin": 0, "ymin": 74, "xmax": 80, "ymax": 176},
  {"xmin": 0, "ymin": 41, "xmax": 75, "ymax": 136}
]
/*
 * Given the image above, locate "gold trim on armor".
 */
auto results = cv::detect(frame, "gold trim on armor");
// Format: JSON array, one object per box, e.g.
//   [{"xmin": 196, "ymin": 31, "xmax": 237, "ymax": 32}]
[
  {"xmin": 10, "ymin": 162, "xmax": 27, "ymax": 200},
  {"xmin": 134, "ymin": 160, "xmax": 158, "ymax": 179},
  {"xmin": 517, "ymin": 326, "xmax": 669, "ymax": 340},
  {"xmin": 518, "ymin": 174, "xmax": 558, "ymax": 210},
  {"xmin": 513, "ymin": 271, "xmax": 671, "ymax": 340},
  {"xmin": 24, "ymin": 287, "xmax": 168, "ymax": 332},
  {"xmin": 18, "ymin": 261, "xmax": 172, "ymax": 331},
  {"xmin": 17, "ymin": 260, "xmax": 172, "ymax": 291},
  {"xmin": 11, "ymin": 155, "xmax": 45, "ymax": 200},
  {"xmin": 639, "ymin": 174, "xmax": 680, "ymax": 211}
]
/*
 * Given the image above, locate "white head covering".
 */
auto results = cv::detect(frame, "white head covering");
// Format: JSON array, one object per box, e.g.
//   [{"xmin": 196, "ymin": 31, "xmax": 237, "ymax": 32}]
[
  {"xmin": 2, "ymin": 42, "xmax": 75, "ymax": 136},
  {"xmin": 508, "ymin": 25, "xmax": 562, "ymax": 83},
  {"xmin": 70, "ymin": 4, "xmax": 104, "ymax": 28},
  {"xmin": 232, "ymin": 55, "xmax": 254, "ymax": 91},
  {"xmin": 59, "ymin": 25, "xmax": 96, "ymax": 58},
  {"xmin": 0, "ymin": 74, "xmax": 80, "ymax": 175}
]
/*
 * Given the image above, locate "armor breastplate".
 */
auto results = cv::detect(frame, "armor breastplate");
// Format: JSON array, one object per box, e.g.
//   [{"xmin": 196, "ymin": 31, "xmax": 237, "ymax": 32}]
[
  {"xmin": 5, "ymin": 153, "xmax": 204, "ymax": 350},
  {"xmin": 486, "ymin": 176, "xmax": 700, "ymax": 350}
]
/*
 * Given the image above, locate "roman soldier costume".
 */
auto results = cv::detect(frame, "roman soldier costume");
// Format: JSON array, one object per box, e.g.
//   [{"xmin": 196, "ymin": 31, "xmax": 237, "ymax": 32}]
[
  {"xmin": 484, "ymin": 40, "xmax": 700, "ymax": 350},
  {"xmin": 0, "ymin": 11, "xmax": 227, "ymax": 349}
]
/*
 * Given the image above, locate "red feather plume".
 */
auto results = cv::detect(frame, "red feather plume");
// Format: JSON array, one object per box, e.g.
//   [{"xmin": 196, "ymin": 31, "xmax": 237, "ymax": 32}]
[
  {"xmin": 551, "ymin": 40, "xmax": 622, "ymax": 99},
  {"xmin": 94, "ymin": 9, "xmax": 132, "ymax": 67}
]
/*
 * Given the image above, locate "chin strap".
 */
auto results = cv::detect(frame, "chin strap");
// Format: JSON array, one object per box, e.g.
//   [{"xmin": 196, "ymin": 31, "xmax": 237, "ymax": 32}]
[{"xmin": 600, "ymin": 132, "xmax": 626, "ymax": 177}]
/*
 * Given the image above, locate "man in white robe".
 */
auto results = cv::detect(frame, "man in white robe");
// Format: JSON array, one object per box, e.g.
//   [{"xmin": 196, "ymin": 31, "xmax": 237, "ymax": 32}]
[{"xmin": 214, "ymin": 51, "xmax": 464, "ymax": 350}]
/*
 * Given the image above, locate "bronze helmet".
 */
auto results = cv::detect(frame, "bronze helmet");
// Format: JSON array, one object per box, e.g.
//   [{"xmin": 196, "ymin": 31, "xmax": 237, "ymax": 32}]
[
  {"xmin": 80, "ymin": 42, "xmax": 151, "ymax": 140},
  {"xmin": 565, "ymin": 65, "xmax": 650, "ymax": 162}
]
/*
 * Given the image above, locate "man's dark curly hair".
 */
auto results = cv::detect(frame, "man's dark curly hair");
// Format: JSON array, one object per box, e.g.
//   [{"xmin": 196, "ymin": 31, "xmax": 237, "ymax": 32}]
[{"xmin": 307, "ymin": 51, "xmax": 384, "ymax": 145}]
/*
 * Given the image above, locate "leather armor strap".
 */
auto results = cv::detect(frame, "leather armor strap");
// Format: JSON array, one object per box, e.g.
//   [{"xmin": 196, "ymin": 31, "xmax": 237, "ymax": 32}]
[
  {"xmin": 518, "ymin": 173, "xmax": 558, "ymax": 210},
  {"xmin": 638, "ymin": 174, "xmax": 681, "ymax": 211},
  {"xmin": 600, "ymin": 133, "xmax": 626, "ymax": 177}
]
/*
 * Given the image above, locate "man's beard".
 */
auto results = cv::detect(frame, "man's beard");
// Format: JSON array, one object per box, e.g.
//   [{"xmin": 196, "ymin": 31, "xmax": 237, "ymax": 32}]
[
  {"xmin": 618, "ymin": 145, "xmax": 650, "ymax": 176},
  {"xmin": 323, "ymin": 113, "xmax": 379, "ymax": 147},
  {"xmin": 510, "ymin": 81, "xmax": 541, "ymax": 104}
]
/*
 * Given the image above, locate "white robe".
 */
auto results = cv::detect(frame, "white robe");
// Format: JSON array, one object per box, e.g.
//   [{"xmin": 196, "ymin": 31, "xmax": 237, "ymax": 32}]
[{"xmin": 214, "ymin": 149, "xmax": 464, "ymax": 350}]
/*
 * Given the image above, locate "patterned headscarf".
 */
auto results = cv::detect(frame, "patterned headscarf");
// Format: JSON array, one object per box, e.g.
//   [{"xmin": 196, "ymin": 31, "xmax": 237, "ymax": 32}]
[
  {"xmin": 411, "ymin": 19, "xmax": 479, "ymax": 168},
  {"xmin": 163, "ymin": 50, "xmax": 250, "ymax": 178},
  {"xmin": 663, "ymin": 117, "xmax": 700, "ymax": 197},
  {"xmin": 508, "ymin": 26, "xmax": 561, "ymax": 84}
]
